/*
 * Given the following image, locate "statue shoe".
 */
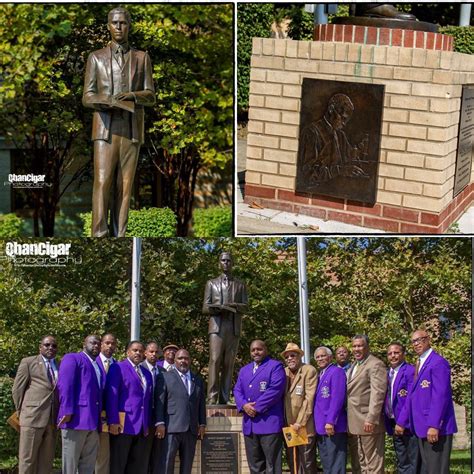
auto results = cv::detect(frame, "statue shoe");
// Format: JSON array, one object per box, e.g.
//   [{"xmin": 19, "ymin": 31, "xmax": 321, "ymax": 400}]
[{"xmin": 364, "ymin": 5, "xmax": 417, "ymax": 21}]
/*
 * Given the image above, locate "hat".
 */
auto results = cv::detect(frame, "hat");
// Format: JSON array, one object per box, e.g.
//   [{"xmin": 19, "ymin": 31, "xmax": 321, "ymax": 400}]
[
  {"xmin": 281, "ymin": 342, "xmax": 304, "ymax": 358},
  {"xmin": 163, "ymin": 344, "xmax": 179, "ymax": 352}
]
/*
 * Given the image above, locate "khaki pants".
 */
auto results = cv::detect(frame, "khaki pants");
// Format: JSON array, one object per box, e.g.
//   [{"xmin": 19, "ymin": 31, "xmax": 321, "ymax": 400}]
[
  {"xmin": 348, "ymin": 432, "xmax": 384, "ymax": 474},
  {"xmin": 19, "ymin": 424, "xmax": 57, "ymax": 474}
]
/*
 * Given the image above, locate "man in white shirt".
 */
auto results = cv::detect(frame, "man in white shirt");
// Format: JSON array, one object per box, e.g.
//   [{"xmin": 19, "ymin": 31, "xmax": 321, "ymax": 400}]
[{"xmin": 95, "ymin": 333, "xmax": 117, "ymax": 474}]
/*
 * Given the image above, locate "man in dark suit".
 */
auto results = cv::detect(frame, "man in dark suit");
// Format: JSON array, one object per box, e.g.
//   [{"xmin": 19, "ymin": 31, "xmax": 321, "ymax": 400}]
[
  {"xmin": 155, "ymin": 349, "xmax": 206, "ymax": 474},
  {"xmin": 82, "ymin": 7, "xmax": 155, "ymax": 237},
  {"xmin": 58, "ymin": 335, "xmax": 104, "ymax": 473},
  {"xmin": 106, "ymin": 341, "xmax": 154, "ymax": 474},
  {"xmin": 384, "ymin": 342, "xmax": 421, "ymax": 474},
  {"xmin": 96, "ymin": 333, "xmax": 117, "ymax": 474},
  {"xmin": 141, "ymin": 341, "xmax": 166, "ymax": 474},
  {"xmin": 203, "ymin": 252, "xmax": 248, "ymax": 404},
  {"xmin": 12, "ymin": 335, "xmax": 60, "ymax": 474},
  {"xmin": 396, "ymin": 330, "xmax": 457, "ymax": 474}
]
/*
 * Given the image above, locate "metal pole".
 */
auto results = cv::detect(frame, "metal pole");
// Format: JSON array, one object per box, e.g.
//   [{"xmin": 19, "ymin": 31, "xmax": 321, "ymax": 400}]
[
  {"xmin": 314, "ymin": 4, "xmax": 328, "ymax": 25},
  {"xmin": 130, "ymin": 237, "xmax": 142, "ymax": 341},
  {"xmin": 297, "ymin": 237, "xmax": 311, "ymax": 363},
  {"xmin": 459, "ymin": 4, "xmax": 472, "ymax": 26}
]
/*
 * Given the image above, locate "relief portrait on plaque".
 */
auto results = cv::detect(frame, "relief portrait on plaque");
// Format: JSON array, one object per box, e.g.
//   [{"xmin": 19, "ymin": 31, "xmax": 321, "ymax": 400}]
[{"xmin": 296, "ymin": 79, "xmax": 385, "ymax": 205}]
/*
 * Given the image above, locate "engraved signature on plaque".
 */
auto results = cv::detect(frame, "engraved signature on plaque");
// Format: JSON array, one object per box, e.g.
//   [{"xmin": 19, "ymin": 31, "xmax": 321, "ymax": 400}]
[
  {"xmin": 454, "ymin": 85, "xmax": 474, "ymax": 197},
  {"xmin": 299, "ymin": 93, "xmax": 370, "ymax": 183},
  {"xmin": 296, "ymin": 79, "xmax": 384, "ymax": 205}
]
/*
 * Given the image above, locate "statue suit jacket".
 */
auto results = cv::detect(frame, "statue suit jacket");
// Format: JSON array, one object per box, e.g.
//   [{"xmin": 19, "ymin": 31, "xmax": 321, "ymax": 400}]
[
  {"xmin": 346, "ymin": 354, "xmax": 387, "ymax": 435},
  {"xmin": 284, "ymin": 363, "xmax": 317, "ymax": 435},
  {"xmin": 105, "ymin": 360, "xmax": 153, "ymax": 436},
  {"xmin": 202, "ymin": 274, "xmax": 248, "ymax": 336},
  {"xmin": 383, "ymin": 362, "xmax": 415, "ymax": 435},
  {"xmin": 155, "ymin": 369, "xmax": 206, "ymax": 435},
  {"xmin": 82, "ymin": 45, "xmax": 155, "ymax": 145},
  {"xmin": 313, "ymin": 364, "xmax": 347, "ymax": 435},
  {"xmin": 57, "ymin": 352, "xmax": 104, "ymax": 431},
  {"xmin": 234, "ymin": 357, "xmax": 286, "ymax": 436},
  {"xmin": 12, "ymin": 355, "xmax": 59, "ymax": 428},
  {"xmin": 397, "ymin": 351, "xmax": 457, "ymax": 437}
]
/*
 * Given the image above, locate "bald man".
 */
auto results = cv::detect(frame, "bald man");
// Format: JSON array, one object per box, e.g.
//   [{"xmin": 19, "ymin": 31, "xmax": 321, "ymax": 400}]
[{"xmin": 396, "ymin": 330, "xmax": 457, "ymax": 474}]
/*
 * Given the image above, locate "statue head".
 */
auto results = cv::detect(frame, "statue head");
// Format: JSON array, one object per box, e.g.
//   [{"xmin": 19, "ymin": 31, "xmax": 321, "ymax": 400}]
[
  {"xmin": 219, "ymin": 251, "xmax": 233, "ymax": 274},
  {"xmin": 108, "ymin": 7, "xmax": 131, "ymax": 45},
  {"xmin": 326, "ymin": 93, "xmax": 354, "ymax": 131}
]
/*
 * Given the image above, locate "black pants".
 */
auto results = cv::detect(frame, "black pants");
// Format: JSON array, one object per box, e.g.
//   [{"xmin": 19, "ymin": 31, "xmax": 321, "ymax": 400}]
[
  {"xmin": 393, "ymin": 433, "xmax": 423, "ymax": 474},
  {"xmin": 162, "ymin": 430, "xmax": 198, "ymax": 474},
  {"xmin": 318, "ymin": 433, "xmax": 347, "ymax": 474},
  {"xmin": 244, "ymin": 433, "xmax": 283, "ymax": 474},
  {"xmin": 110, "ymin": 432, "xmax": 151, "ymax": 474},
  {"xmin": 418, "ymin": 435, "xmax": 452, "ymax": 474}
]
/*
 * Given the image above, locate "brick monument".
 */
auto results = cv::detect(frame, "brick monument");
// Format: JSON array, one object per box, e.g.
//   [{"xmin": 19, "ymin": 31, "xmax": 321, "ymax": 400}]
[{"xmin": 243, "ymin": 25, "xmax": 474, "ymax": 233}]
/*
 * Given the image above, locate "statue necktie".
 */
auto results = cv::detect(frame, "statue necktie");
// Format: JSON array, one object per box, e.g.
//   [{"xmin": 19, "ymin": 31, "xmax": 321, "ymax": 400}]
[{"xmin": 117, "ymin": 46, "xmax": 124, "ymax": 68}]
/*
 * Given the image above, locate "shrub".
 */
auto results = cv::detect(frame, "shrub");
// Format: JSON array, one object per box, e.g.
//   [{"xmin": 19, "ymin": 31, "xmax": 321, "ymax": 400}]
[
  {"xmin": 0, "ymin": 214, "xmax": 24, "ymax": 238},
  {"xmin": 237, "ymin": 4, "xmax": 274, "ymax": 115},
  {"xmin": 0, "ymin": 378, "xmax": 18, "ymax": 464},
  {"xmin": 80, "ymin": 207, "xmax": 177, "ymax": 237},
  {"xmin": 193, "ymin": 206, "xmax": 232, "ymax": 237},
  {"xmin": 439, "ymin": 26, "xmax": 474, "ymax": 54}
]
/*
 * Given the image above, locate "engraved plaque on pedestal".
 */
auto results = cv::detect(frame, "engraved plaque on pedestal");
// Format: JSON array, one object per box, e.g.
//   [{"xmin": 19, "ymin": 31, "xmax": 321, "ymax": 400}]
[
  {"xmin": 296, "ymin": 79, "xmax": 384, "ymax": 205},
  {"xmin": 454, "ymin": 85, "xmax": 474, "ymax": 197},
  {"xmin": 201, "ymin": 432, "xmax": 239, "ymax": 474}
]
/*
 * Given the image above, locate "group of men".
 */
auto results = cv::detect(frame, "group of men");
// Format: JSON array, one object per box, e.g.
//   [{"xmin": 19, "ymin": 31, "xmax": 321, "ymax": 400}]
[
  {"xmin": 236, "ymin": 331, "xmax": 457, "ymax": 474},
  {"xmin": 12, "ymin": 334, "xmax": 206, "ymax": 474},
  {"xmin": 12, "ymin": 329, "xmax": 457, "ymax": 474}
]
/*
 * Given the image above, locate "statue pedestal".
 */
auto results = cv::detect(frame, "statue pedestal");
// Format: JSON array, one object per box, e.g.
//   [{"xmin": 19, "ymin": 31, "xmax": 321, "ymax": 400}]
[{"xmin": 184, "ymin": 406, "xmax": 250, "ymax": 474}]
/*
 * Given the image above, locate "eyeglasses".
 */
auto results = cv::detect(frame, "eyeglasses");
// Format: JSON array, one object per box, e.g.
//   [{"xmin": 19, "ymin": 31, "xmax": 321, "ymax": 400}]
[
  {"xmin": 411, "ymin": 336, "xmax": 428, "ymax": 345},
  {"xmin": 42, "ymin": 343, "xmax": 57, "ymax": 348}
]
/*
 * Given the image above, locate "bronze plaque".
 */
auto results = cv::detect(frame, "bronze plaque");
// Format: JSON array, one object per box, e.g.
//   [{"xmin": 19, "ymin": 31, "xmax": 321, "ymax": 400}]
[
  {"xmin": 201, "ymin": 432, "xmax": 239, "ymax": 473},
  {"xmin": 453, "ymin": 85, "xmax": 474, "ymax": 197},
  {"xmin": 296, "ymin": 79, "xmax": 384, "ymax": 205}
]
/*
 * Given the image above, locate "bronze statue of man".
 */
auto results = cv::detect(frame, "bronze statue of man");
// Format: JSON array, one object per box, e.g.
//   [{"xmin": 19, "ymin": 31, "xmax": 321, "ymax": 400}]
[
  {"xmin": 83, "ymin": 7, "xmax": 155, "ymax": 237},
  {"xmin": 203, "ymin": 252, "xmax": 248, "ymax": 404}
]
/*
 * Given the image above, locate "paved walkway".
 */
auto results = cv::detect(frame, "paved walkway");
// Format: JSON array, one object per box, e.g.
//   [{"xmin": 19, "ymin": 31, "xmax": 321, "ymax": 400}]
[{"xmin": 236, "ymin": 139, "xmax": 474, "ymax": 235}]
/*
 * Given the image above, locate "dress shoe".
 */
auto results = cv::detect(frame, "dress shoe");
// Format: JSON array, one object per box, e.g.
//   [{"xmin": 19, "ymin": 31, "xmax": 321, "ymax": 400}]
[{"xmin": 364, "ymin": 4, "xmax": 416, "ymax": 21}]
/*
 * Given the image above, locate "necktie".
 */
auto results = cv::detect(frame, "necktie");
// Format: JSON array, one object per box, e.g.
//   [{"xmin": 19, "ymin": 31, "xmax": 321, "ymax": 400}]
[
  {"xmin": 117, "ymin": 46, "xmax": 124, "ymax": 68},
  {"xmin": 388, "ymin": 368, "xmax": 395, "ymax": 417},
  {"xmin": 181, "ymin": 373, "xmax": 190, "ymax": 395},
  {"xmin": 104, "ymin": 359, "xmax": 110, "ymax": 374},
  {"xmin": 223, "ymin": 275, "xmax": 229, "ymax": 287},
  {"xmin": 135, "ymin": 366, "xmax": 145, "ymax": 390},
  {"xmin": 46, "ymin": 360, "xmax": 55, "ymax": 385},
  {"xmin": 167, "ymin": 364, "xmax": 174, "ymax": 372},
  {"xmin": 152, "ymin": 366, "xmax": 157, "ymax": 379},
  {"xmin": 92, "ymin": 360, "xmax": 102, "ymax": 387},
  {"xmin": 253, "ymin": 364, "xmax": 258, "ymax": 374},
  {"xmin": 414, "ymin": 358, "xmax": 420, "ymax": 380}
]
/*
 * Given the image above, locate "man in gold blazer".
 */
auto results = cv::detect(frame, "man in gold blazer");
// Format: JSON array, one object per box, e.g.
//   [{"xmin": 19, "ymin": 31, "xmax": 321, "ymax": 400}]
[
  {"xmin": 83, "ymin": 7, "xmax": 155, "ymax": 237},
  {"xmin": 346, "ymin": 334, "xmax": 387, "ymax": 474},
  {"xmin": 12, "ymin": 336, "xmax": 60, "ymax": 474},
  {"xmin": 282, "ymin": 343, "xmax": 318, "ymax": 474}
]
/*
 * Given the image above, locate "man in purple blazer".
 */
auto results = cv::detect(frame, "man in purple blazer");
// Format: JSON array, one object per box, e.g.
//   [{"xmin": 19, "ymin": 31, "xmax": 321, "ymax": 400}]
[
  {"xmin": 313, "ymin": 346, "xmax": 347, "ymax": 474},
  {"xmin": 234, "ymin": 340, "xmax": 286, "ymax": 474},
  {"xmin": 384, "ymin": 342, "xmax": 421, "ymax": 474},
  {"xmin": 106, "ymin": 340, "xmax": 153, "ymax": 474},
  {"xmin": 58, "ymin": 334, "xmax": 104, "ymax": 473},
  {"xmin": 96, "ymin": 333, "xmax": 117, "ymax": 474},
  {"xmin": 396, "ymin": 330, "xmax": 457, "ymax": 474}
]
